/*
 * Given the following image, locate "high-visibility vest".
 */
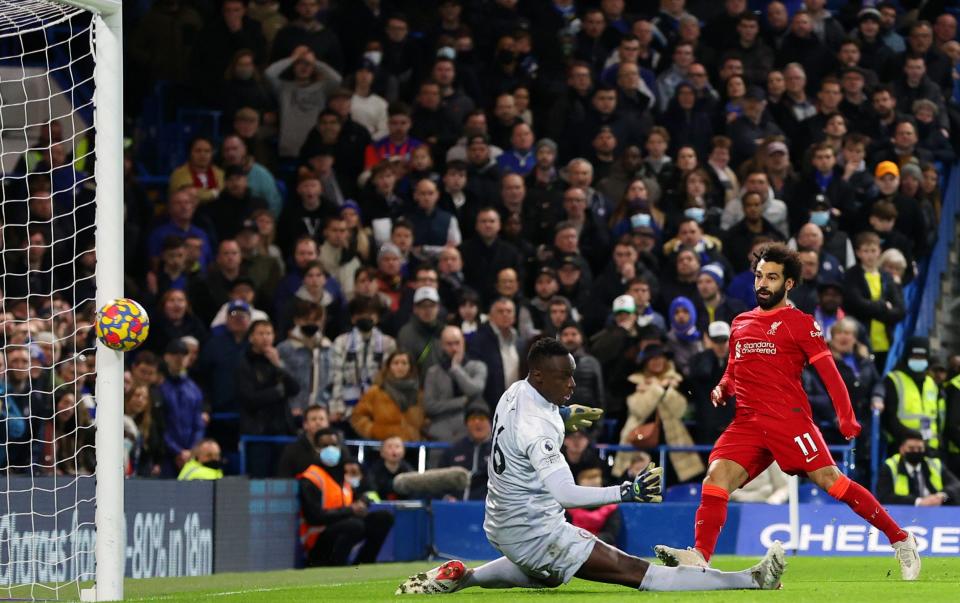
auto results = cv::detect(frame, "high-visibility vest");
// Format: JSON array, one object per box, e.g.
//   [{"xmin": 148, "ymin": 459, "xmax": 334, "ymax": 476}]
[
  {"xmin": 177, "ymin": 459, "xmax": 223, "ymax": 480},
  {"xmin": 888, "ymin": 370, "xmax": 944, "ymax": 450},
  {"xmin": 24, "ymin": 136, "xmax": 89, "ymax": 173},
  {"xmin": 940, "ymin": 374, "xmax": 960, "ymax": 454},
  {"xmin": 297, "ymin": 464, "xmax": 353, "ymax": 552},
  {"xmin": 884, "ymin": 453, "xmax": 943, "ymax": 497}
]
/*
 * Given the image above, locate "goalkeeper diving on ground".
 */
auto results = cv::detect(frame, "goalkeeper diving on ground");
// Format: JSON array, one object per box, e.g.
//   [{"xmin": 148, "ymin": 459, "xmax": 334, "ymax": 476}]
[{"xmin": 397, "ymin": 338, "xmax": 785, "ymax": 594}]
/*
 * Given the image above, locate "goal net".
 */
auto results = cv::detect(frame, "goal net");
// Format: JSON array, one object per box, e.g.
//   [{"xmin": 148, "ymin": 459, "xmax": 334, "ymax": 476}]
[{"xmin": 0, "ymin": 1, "xmax": 122, "ymax": 600}]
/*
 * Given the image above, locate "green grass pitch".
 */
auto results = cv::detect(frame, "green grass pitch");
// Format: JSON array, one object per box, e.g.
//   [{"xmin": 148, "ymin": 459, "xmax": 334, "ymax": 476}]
[{"xmin": 116, "ymin": 556, "xmax": 959, "ymax": 602}]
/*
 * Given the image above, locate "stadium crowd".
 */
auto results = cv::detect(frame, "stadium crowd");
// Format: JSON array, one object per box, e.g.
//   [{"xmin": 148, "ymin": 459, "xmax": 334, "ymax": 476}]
[{"xmin": 3, "ymin": 0, "xmax": 960, "ymax": 525}]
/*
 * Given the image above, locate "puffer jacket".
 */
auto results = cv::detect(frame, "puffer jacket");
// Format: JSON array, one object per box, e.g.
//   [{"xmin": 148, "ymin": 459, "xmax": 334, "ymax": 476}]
[{"xmin": 350, "ymin": 384, "xmax": 424, "ymax": 442}]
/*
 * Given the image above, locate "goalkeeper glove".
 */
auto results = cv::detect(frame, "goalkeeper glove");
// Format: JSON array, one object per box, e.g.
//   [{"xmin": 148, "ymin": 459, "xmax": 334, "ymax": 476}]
[
  {"xmin": 620, "ymin": 463, "xmax": 663, "ymax": 503},
  {"xmin": 558, "ymin": 404, "xmax": 603, "ymax": 433}
]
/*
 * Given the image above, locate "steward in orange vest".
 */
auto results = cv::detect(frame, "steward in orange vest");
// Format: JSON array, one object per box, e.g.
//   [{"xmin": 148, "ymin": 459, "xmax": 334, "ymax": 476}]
[{"xmin": 297, "ymin": 428, "xmax": 394, "ymax": 566}]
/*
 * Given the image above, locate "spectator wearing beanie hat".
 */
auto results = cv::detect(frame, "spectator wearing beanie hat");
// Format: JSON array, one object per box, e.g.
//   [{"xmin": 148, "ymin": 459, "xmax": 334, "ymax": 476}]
[{"xmin": 694, "ymin": 263, "xmax": 747, "ymax": 333}]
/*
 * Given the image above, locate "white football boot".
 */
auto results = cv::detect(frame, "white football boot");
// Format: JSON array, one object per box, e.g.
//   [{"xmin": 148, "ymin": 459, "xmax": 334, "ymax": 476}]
[
  {"xmin": 396, "ymin": 560, "xmax": 469, "ymax": 594},
  {"xmin": 892, "ymin": 533, "xmax": 921, "ymax": 581},
  {"xmin": 653, "ymin": 544, "xmax": 709, "ymax": 568},
  {"xmin": 750, "ymin": 540, "xmax": 786, "ymax": 590}
]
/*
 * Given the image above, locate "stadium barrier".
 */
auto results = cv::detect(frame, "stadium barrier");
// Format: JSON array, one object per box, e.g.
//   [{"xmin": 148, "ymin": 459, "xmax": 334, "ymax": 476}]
[
  {"xmin": 6, "ymin": 474, "xmax": 955, "ymax": 585},
  {"xmin": 431, "ymin": 500, "xmax": 960, "ymax": 561},
  {"xmin": 237, "ymin": 436, "xmax": 856, "ymax": 486}
]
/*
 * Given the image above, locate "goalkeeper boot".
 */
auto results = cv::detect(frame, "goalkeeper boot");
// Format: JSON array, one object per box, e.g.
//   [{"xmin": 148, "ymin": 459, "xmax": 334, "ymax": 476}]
[
  {"xmin": 892, "ymin": 533, "xmax": 921, "ymax": 581},
  {"xmin": 653, "ymin": 545, "xmax": 709, "ymax": 568},
  {"xmin": 750, "ymin": 540, "xmax": 786, "ymax": 590},
  {"xmin": 396, "ymin": 560, "xmax": 469, "ymax": 594}
]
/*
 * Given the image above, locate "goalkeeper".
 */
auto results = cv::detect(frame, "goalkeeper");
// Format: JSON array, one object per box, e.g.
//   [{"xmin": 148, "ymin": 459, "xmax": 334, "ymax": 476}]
[{"xmin": 398, "ymin": 339, "xmax": 785, "ymax": 594}]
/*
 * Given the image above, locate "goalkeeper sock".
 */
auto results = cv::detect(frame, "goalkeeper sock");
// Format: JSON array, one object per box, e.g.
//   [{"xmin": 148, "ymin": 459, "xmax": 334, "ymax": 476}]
[
  {"xmin": 693, "ymin": 484, "xmax": 729, "ymax": 562},
  {"xmin": 461, "ymin": 557, "xmax": 548, "ymax": 589},
  {"xmin": 639, "ymin": 564, "xmax": 756, "ymax": 591},
  {"xmin": 828, "ymin": 474, "xmax": 908, "ymax": 544}
]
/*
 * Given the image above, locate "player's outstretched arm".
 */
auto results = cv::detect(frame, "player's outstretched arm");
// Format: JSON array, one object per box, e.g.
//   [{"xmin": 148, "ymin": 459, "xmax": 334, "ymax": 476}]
[
  {"xmin": 619, "ymin": 463, "xmax": 663, "ymax": 503},
  {"xmin": 558, "ymin": 404, "xmax": 604, "ymax": 433},
  {"xmin": 542, "ymin": 465, "xmax": 624, "ymax": 508},
  {"xmin": 811, "ymin": 355, "xmax": 861, "ymax": 439}
]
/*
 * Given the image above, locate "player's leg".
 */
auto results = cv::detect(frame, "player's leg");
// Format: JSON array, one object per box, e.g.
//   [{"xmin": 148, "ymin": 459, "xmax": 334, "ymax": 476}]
[
  {"xmin": 807, "ymin": 464, "xmax": 919, "ymax": 580},
  {"xmin": 656, "ymin": 457, "xmax": 754, "ymax": 567},
  {"xmin": 577, "ymin": 538, "xmax": 786, "ymax": 591},
  {"xmin": 462, "ymin": 556, "xmax": 561, "ymax": 589}
]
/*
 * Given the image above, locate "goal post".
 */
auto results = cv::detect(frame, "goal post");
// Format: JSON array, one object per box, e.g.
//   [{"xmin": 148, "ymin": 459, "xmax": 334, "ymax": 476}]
[
  {"xmin": 82, "ymin": 3, "xmax": 124, "ymax": 601},
  {"xmin": 0, "ymin": 0, "xmax": 122, "ymax": 600}
]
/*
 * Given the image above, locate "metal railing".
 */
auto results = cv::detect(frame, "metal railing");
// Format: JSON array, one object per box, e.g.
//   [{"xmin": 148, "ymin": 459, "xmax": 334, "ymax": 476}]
[{"xmin": 237, "ymin": 435, "xmax": 855, "ymax": 489}]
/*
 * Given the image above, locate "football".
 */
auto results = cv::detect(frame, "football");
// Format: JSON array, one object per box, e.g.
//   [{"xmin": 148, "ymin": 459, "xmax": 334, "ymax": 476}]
[{"xmin": 95, "ymin": 298, "xmax": 150, "ymax": 352}]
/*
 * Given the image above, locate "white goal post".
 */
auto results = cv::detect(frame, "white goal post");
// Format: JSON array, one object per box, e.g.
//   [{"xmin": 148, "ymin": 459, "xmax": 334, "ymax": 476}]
[
  {"xmin": 66, "ymin": 3, "xmax": 125, "ymax": 600},
  {"xmin": 0, "ymin": 0, "xmax": 122, "ymax": 600}
]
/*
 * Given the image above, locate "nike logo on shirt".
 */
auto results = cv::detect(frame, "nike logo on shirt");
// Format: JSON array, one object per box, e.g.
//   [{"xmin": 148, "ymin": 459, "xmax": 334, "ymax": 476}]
[{"xmin": 805, "ymin": 454, "xmax": 820, "ymax": 463}]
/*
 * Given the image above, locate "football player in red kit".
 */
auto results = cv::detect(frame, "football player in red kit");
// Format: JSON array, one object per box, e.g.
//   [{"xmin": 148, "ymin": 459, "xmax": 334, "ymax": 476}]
[{"xmin": 654, "ymin": 243, "xmax": 921, "ymax": 580}]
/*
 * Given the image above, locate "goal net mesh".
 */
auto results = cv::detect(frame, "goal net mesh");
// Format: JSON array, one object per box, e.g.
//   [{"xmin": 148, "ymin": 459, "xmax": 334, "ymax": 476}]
[{"xmin": 0, "ymin": 1, "xmax": 99, "ymax": 599}]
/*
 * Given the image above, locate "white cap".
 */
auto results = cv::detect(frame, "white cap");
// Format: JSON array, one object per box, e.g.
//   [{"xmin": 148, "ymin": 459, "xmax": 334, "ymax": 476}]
[
  {"xmin": 413, "ymin": 287, "xmax": 440, "ymax": 304},
  {"xmin": 612, "ymin": 294, "xmax": 636, "ymax": 314},
  {"xmin": 708, "ymin": 321, "xmax": 731, "ymax": 340}
]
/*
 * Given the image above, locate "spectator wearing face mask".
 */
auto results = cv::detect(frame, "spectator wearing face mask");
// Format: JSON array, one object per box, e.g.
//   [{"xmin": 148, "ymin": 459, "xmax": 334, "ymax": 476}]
[
  {"xmin": 882, "ymin": 337, "xmax": 944, "ymax": 456},
  {"xmin": 298, "ymin": 428, "xmax": 394, "ymax": 566},
  {"xmin": 329, "ymin": 298, "xmax": 397, "ymax": 424},
  {"xmin": 877, "ymin": 437, "xmax": 960, "ymax": 507},
  {"xmin": 277, "ymin": 301, "xmax": 332, "ymax": 418},
  {"xmin": 177, "ymin": 439, "xmax": 224, "ymax": 480}
]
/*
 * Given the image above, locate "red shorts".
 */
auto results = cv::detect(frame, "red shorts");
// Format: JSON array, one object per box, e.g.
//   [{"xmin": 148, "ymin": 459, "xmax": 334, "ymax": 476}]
[{"xmin": 709, "ymin": 413, "xmax": 835, "ymax": 481}]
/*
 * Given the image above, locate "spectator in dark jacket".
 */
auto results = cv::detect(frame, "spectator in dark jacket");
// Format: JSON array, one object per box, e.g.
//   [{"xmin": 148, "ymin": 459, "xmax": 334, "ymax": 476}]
[
  {"xmin": 693, "ymin": 264, "xmax": 747, "ymax": 333},
  {"xmin": 459, "ymin": 208, "xmax": 524, "ymax": 307},
  {"xmin": 727, "ymin": 86, "xmax": 783, "ymax": 166},
  {"xmin": 277, "ymin": 404, "xmax": 329, "ymax": 478},
  {"xmin": 688, "ymin": 322, "xmax": 734, "ymax": 445},
  {"xmin": 660, "ymin": 83, "xmax": 713, "ymax": 159},
  {"xmin": 191, "ymin": 0, "xmax": 266, "ymax": 104},
  {"xmin": 439, "ymin": 402, "xmax": 492, "ymax": 500},
  {"xmin": 842, "ymin": 232, "xmax": 905, "ymax": 372},
  {"xmin": 236, "ymin": 320, "xmax": 301, "ymax": 477},
  {"xmin": 877, "ymin": 437, "xmax": 960, "ymax": 507},
  {"xmin": 802, "ymin": 317, "xmax": 883, "ymax": 483},
  {"xmin": 146, "ymin": 289, "xmax": 209, "ymax": 357},
  {"xmin": 559, "ymin": 322, "xmax": 604, "ymax": 415},
  {"xmin": 299, "ymin": 428, "xmax": 393, "ymax": 566},
  {"xmin": 159, "ymin": 339, "xmax": 206, "ymax": 477},
  {"xmin": 365, "ymin": 435, "xmax": 414, "ymax": 501},
  {"xmin": 468, "ymin": 298, "xmax": 524, "ymax": 410}
]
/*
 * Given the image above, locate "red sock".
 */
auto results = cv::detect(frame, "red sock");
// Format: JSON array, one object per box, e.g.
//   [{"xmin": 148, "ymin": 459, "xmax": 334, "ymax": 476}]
[
  {"xmin": 828, "ymin": 475, "xmax": 907, "ymax": 544},
  {"xmin": 694, "ymin": 484, "xmax": 729, "ymax": 562}
]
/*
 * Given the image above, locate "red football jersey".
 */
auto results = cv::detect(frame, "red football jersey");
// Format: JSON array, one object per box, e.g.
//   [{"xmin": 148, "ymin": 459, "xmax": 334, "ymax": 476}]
[{"xmin": 724, "ymin": 305, "xmax": 831, "ymax": 421}]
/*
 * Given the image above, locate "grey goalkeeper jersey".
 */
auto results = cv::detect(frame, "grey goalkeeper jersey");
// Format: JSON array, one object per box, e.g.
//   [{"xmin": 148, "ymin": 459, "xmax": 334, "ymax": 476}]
[{"xmin": 483, "ymin": 379, "xmax": 569, "ymax": 545}]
